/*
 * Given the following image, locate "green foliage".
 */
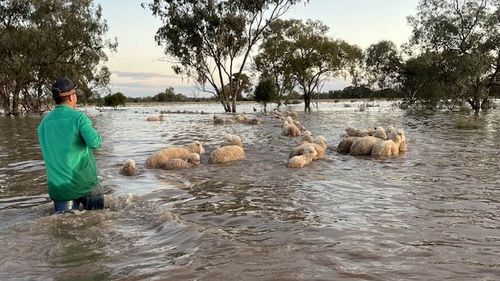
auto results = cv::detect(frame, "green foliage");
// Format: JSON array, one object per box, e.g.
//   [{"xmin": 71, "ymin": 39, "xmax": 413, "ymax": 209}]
[
  {"xmin": 145, "ymin": 0, "xmax": 306, "ymax": 113},
  {"xmin": 254, "ymin": 78, "xmax": 278, "ymax": 111},
  {"xmin": 256, "ymin": 19, "xmax": 363, "ymax": 112},
  {"xmin": 398, "ymin": 52, "xmax": 446, "ymax": 108},
  {"xmin": 0, "ymin": 0, "xmax": 116, "ymax": 115},
  {"xmin": 365, "ymin": 40, "xmax": 402, "ymax": 89},
  {"xmin": 153, "ymin": 87, "xmax": 187, "ymax": 102},
  {"xmin": 104, "ymin": 92, "xmax": 126, "ymax": 108},
  {"xmin": 408, "ymin": 0, "xmax": 500, "ymax": 114}
]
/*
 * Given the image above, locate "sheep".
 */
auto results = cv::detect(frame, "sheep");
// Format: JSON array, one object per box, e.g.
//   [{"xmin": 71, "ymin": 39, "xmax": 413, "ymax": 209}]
[
  {"xmin": 208, "ymin": 145, "xmax": 245, "ymax": 164},
  {"xmin": 388, "ymin": 128, "xmax": 408, "ymax": 152},
  {"xmin": 287, "ymin": 145, "xmax": 317, "ymax": 168},
  {"xmin": 336, "ymin": 137, "xmax": 360, "ymax": 154},
  {"xmin": 121, "ymin": 159, "xmax": 138, "ymax": 176},
  {"xmin": 344, "ymin": 127, "xmax": 369, "ymax": 138},
  {"xmin": 147, "ymin": 114, "xmax": 165, "ymax": 121},
  {"xmin": 302, "ymin": 131, "xmax": 314, "ymax": 143},
  {"xmin": 386, "ymin": 125, "xmax": 396, "ymax": 138},
  {"xmin": 159, "ymin": 153, "xmax": 201, "ymax": 170},
  {"xmin": 213, "ymin": 115, "xmax": 225, "ymax": 125},
  {"xmin": 315, "ymin": 136, "xmax": 328, "ymax": 150},
  {"xmin": 145, "ymin": 141, "xmax": 205, "ymax": 169},
  {"xmin": 282, "ymin": 118, "xmax": 301, "ymax": 137},
  {"xmin": 223, "ymin": 134, "xmax": 243, "ymax": 147},
  {"xmin": 370, "ymin": 126, "xmax": 387, "ymax": 140},
  {"xmin": 246, "ymin": 117, "xmax": 262, "ymax": 125},
  {"xmin": 286, "ymin": 111, "xmax": 298, "ymax": 118},
  {"xmin": 371, "ymin": 133, "xmax": 403, "ymax": 157},
  {"xmin": 289, "ymin": 142, "xmax": 325, "ymax": 160},
  {"xmin": 232, "ymin": 114, "xmax": 248, "ymax": 123},
  {"xmin": 349, "ymin": 136, "xmax": 382, "ymax": 156}
]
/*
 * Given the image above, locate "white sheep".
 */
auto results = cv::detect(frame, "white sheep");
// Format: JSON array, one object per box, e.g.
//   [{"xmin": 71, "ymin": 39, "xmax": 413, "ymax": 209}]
[
  {"xmin": 213, "ymin": 115, "xmax": 225, "ymax": 125},
  {"xmin": 287, "ymin": 145, "xmax": 317, "ymax": 168},
  {"xmin": 344, "ymin": 127, "xmax": 369, "ymax": 138},
  {"xmin": 289, "ymin": 142, "xmax": 325, "ymax": 160},
  {"xmin": 388, "ymin": 128, "xmax": 408, "ymax": 152},
  {"xmin": 371, "ymin": 133, "xmax": 403, "ymax": 157},
  {"xmin": 145, "ymin": 141, "xmax": 205, "ymax": 168},
  {"xmin": 282, "ymin": 122, "xmax": 301, "ymax": 137},
  {"xmin": 372, "ymin": 126, "xmax": 387, "ymax": 140},
  {"xmin": 246, "ymin": 117, "xmax": 262, "ymax": 125},
  {"xmin": 159, "ymin": 153, "xmax": 201, "ymax": 170},
  {"xmin": 121, "ymin": 159, "xmax": 138, "ymax": 176},
  {"xmin": 223, "ymin": 134, "xmax": 243, "ymax": 147},
  {"xmin": 286, "ymin": 111, "xmax": 298, "ymax": 118},
  {"xmin": 302, "ymin": 131, "xmax": 314, "ymax": 143},
  {"xmin": 315, "ymin": 136, "xmax": 328, "ymax": 150},
  {"xmin": 208, "ymin": 145, "xmax": 245, "ymax": 164},
  {"xmin": 386, "ymin": 125, "xmax": 396, "ymax": 138},
  {"xmin": 146, "ymin": 114, "xmax": 165, "ymax": 121},
  {"xmin": 349, "ymin": 136, "xmax": 382, "ymax": 156},
  {"xmin": 232, "ymin": 114, "xmax": 248, "ymax": 123},
  {"xmin": 336, "ymin": 137, "xmax": 360, "ymax": 154}
]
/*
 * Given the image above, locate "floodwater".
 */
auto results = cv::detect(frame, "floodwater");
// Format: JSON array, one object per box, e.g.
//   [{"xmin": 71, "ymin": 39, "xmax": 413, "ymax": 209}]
[{"xmin": 1, "ymin": 101, "xmax": 499, "ymax": 280}]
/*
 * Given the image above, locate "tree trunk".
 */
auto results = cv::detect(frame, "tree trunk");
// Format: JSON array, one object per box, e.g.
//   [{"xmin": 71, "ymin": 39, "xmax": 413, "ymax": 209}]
[
  {"xmin": 231, "ymin": 98, "xmax": 236, "ymax": 113},
  {"xmin": 221, "ymin": 100, "xmax": 230, "ymax": 112},
  {"xmin": 12, "ymin": 91, "xmax": 20, "ymax": 116},
  {"xmin": 467, "ymin": 97, "xmax": 480, "ymax": 116},
  {"xmin": 304, "ymin": 92, "xmax": 311, "ymax": 112},
  {"xmin": 0, "ymin": 89, "xmax": 11, "ymax": 115}
]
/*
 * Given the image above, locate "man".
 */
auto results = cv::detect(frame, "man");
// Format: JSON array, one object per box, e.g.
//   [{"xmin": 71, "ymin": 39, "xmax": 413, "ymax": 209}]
[{"xmin": 38, "ymin": 77, "xmax": 103, "ymax": 213}]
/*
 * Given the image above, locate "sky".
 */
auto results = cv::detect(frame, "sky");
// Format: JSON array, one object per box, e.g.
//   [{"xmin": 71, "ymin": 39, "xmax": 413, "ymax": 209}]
[{"xmin": 96, "ymin": 0, "xmax": 420, "ymax": 97}]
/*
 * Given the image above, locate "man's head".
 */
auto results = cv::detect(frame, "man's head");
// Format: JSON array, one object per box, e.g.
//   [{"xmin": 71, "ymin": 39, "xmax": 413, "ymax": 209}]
[{"xmin": 51, "ymin": 78, "xmax": 81, "ymax": 108}]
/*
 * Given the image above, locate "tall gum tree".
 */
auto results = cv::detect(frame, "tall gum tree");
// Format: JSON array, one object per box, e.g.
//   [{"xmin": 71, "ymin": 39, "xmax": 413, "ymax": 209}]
[
  {"xmin": 408, "ymin": 0, "xmax": 500, "ymax": 114},
  {"xmin": 256, "ymin": 19, "xmax": 362, "ymax": 112},
  {"xmin": 145, "ymin": 0, "xmax": 306, "ymax": 113},
  {"xmin": 0, "ymin": 0, "xmax": 116, "ymax": 115}
]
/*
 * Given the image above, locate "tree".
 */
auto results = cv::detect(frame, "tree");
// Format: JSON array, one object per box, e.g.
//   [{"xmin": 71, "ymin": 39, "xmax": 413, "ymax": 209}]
[
  {"xmin": 104, "ymin": 92, "xmax": 126, "ymax": 108},
  {"xmin": 257, "ymin": 19, "xmax": 363, "ymax": 112},
  {"xmin": 408, "ymin": 0, "xmax": 500, "ymax": 114},
  {"xmin": 254, "ymin": 77, "xmax": 278, "ymax": 112},
  {"xmin": 222, "ymin": 73, "xmax": 253, "ymax": 101},
  {"xmin": 0, "ymin": 0, "xmax": 116, "ymax": 115},
  {"xmin": 144, "ymin": 0, "xmax": 306, "ymax": 113},
  {"xmin": 365, "ymin": 40, "xmax": 402, "ymax": 90},
  {"xmin": 254, "ymin": 31, "xmax": 296, "ymax": 107},
  {"xmin": 398, "ymin": 52, "xmax": 446, "ymax": 108}
]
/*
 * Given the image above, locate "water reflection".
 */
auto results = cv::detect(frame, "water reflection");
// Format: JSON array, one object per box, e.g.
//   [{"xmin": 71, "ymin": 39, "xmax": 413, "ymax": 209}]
[{"xmin": 1, "ymin": 101, "xmax": 499, "ymax": 280}]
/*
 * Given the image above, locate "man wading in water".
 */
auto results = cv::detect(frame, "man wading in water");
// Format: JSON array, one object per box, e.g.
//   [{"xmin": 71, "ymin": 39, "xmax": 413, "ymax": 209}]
[{"xmin": 38, "ymin": 78, "xmax": 104, "ymax": 214}]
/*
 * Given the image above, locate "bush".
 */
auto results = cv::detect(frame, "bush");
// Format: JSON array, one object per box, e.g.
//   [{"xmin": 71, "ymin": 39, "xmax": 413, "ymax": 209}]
[
  {"xmin": 254, "ymin": 78, "xmax": 277, "ymax": 112},
  {"xmin": 104, "ymin": 92, "xmax": 126, "ymax": 107}
]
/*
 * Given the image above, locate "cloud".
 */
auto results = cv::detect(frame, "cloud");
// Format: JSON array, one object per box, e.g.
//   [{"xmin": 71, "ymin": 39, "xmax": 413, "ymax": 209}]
[{"xmin": 113, "ymin": 71, "xmax": 179, "ymax": 80}]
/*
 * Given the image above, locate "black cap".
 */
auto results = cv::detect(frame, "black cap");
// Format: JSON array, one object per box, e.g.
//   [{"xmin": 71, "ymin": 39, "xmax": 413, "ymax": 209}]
[{"xmin": 52, "ymin": 78, "xmax": 80, "ymax": 97}]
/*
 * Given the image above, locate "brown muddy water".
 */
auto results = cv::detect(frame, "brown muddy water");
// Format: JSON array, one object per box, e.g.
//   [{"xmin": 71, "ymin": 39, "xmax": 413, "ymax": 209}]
[{"xmin": 0, "ymin": 101, "xmax": 499, "ymax": 280}]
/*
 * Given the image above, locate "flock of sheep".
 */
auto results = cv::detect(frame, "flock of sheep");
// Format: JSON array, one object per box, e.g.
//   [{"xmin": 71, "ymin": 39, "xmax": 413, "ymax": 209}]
[{"xmin": 120, "ymin": 111, "xmax": 408, "ymax": 176}]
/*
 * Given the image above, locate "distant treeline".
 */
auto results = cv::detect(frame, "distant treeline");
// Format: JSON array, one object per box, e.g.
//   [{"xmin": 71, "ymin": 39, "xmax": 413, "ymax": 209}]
[
  {"xmin": 2, "ymin": 0, "xmax": 500, "ymax": 115},
  {"xmin": 96, "ymin": 85, "xmax": 500, "ymax": 108}
]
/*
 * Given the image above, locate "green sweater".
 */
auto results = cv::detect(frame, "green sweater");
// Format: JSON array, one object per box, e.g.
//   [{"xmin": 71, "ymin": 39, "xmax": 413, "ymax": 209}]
[{"xmin": 37, "ymin": 105, "xmax": 102, "ymax": 201}]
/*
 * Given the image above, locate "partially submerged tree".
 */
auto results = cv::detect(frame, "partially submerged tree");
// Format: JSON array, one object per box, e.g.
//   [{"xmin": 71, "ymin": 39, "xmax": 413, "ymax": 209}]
[
  {"xmin": 104, "ymin": 92, "xmax": 126, "ymax": 108},
  {"xmin": 365, "ymin": 40, "xmax": 402, "ymax": 90},
  {"xmin": 257, "ymin": 19, "xmax": 363, "ymax": 112},
  {"xmin": 253, "ymin": 77, "xmax": 278, "ymax": 112},
  {"xmin": 408, "ymin": 0, "xmax": 500, "ymax": 115},
  {"xmin": 0, "ymin": 0, "xmax": 116, "ymax": 115},
  {"xmin": 145, "ymin": 0, "xmax": 306, "ymax": 113}
]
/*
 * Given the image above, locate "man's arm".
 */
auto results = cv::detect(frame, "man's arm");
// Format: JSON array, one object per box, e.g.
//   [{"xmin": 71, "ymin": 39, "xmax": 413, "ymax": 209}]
[{"xmin": 78, "ymin": 113, "xmax": 102, "ymax": 149}]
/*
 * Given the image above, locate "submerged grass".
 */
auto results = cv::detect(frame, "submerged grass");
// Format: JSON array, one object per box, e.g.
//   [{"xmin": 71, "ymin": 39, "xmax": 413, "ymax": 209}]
[{"xmin": 455, "ymin": 116, "xmax": 485, "ymax": 129}]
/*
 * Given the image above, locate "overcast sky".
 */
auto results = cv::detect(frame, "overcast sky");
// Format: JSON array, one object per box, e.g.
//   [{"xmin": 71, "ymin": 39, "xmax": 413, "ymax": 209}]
[{"xmin": 96, "ymin": 0, "xmax": 419, "ymax": 97}]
